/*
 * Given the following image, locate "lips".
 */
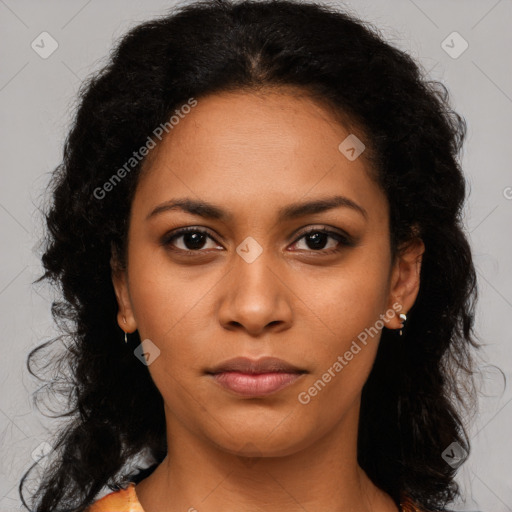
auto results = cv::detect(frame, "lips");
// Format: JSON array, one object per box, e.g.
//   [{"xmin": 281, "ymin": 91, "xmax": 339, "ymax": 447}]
[
  {"xmin": 206, "ymin": 356, "xmax": 306, "ymax": 375},
  {"xmin": 206, "ymin": 356, "xmax": 307, "ymax": 397}
]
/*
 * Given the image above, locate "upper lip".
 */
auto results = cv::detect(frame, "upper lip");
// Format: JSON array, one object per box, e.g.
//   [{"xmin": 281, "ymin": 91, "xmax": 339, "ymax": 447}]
[{"xmin": 206, "ymin": 356, "xmax": 307, "ymax": 375}]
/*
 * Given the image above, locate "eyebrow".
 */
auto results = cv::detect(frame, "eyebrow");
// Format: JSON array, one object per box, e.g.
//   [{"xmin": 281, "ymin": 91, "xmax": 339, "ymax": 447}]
[{"xmin": 146, "ymin": 195, "xmax": 368, "ymax": 222}]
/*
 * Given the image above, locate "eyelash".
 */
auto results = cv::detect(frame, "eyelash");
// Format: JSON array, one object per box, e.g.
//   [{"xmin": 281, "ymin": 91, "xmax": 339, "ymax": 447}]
[{"xmin": 160, "ymin": 226, "xmax": 355, "ymax": 256}]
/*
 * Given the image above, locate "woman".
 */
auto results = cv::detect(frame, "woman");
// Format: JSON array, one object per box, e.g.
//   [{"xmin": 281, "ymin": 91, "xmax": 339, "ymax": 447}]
[{"xmin": 21, "ymin": 0, "xmax": 480, "ymax": 511}]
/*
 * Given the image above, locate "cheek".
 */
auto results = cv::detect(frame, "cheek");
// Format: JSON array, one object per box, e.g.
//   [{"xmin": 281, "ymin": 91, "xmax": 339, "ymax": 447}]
[
  {"xmin": 295, "ymin": 291, "xmax": 384, "ymax": 426},
  {"xmin": 294, "ymin": 248, "xmax": 391, "ymax": 338},
  {"xmin": 292, "ymin": 343, "xmax": 377, "ymax": 444},
  {"xmin": 127, "ymin": 249, "xmax": 210, "ymax": 341},
  {"xmin": 126, "ymin": 259, "xmax": 220, "ymax": 393},
  {"xmin": 290, "ymin": 252, "xmax": 390, "ymax": 406}
]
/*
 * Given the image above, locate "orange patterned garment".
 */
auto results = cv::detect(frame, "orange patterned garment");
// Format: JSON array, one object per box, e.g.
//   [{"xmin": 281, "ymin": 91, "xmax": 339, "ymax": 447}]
[
  {"xmin": 87, "ymin": 483, "xmax": 144, "ymax": 512},
  {"xmin": 87, "ymin": 482, "xmax": 426, "ymax": 512}
]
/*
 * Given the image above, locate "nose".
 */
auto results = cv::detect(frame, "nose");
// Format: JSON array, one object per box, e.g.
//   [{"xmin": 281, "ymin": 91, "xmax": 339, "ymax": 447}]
[{"xmin": 217, "ymin": 248, "xmax": 293, "ymax": 337}]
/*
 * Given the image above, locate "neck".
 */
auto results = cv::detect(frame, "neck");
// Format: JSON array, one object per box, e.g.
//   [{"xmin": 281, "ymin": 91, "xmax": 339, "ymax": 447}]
[{"xmin": 135, "ymin": 398, "xmax": 398, "ymax": 512}]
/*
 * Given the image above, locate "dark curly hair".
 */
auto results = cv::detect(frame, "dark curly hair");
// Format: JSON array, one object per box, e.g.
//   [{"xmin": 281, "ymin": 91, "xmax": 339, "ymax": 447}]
[{"xmin": 21, "ymin": 0, "xmax": 480, "ymax": 511}]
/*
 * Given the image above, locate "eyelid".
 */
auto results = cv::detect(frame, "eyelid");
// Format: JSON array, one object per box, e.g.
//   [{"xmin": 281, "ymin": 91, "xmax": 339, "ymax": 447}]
[
  {"xmin": 161, "ymin": 224, "xmax": 356, "ymax": 253},
  {"xmin": 291, "ymin": 225, "xmax": 354, "ymax": 244},
  {"xmin": 160, "ymin": 226, "xmax": 222, "ymax": 248}
]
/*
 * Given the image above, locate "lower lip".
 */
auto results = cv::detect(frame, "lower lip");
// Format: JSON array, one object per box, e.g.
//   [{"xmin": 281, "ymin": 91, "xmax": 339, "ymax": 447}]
[{"xmin": 210, "ymin": 371, "xmax": 304, "ymax": 397}]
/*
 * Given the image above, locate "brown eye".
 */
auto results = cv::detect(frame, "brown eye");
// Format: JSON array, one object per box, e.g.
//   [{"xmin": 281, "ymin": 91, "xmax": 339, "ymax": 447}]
[
  {"xmin": 161, "ymin": 227, "xmax": 223, "ymax": 253},
  {"xmin": 290, "ymin": 227, "xmax": 356, "ymax": 253}
]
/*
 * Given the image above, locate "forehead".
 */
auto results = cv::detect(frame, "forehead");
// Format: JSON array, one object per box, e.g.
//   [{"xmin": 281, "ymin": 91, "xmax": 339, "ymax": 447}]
[{"xmin": 133, "ymin": 88, "xmax": 387, "ymax": 225}]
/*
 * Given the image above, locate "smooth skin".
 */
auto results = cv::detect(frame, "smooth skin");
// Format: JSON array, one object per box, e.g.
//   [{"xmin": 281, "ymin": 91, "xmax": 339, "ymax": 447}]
[{"xmin": 112, "ymin": 87, "xmax": 425, "ymax": 512}]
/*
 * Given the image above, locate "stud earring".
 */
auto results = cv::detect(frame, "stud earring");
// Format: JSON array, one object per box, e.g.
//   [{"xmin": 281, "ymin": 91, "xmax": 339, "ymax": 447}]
[{"xmin": 399, "ymin": 312, "xmax": 407, "ymax": 336}]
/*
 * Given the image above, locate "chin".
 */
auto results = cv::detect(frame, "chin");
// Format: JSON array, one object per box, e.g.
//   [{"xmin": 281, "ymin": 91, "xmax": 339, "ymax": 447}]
[{"xmin": 207, "ymin": 422, "xmax": 314, "ymax": 459}]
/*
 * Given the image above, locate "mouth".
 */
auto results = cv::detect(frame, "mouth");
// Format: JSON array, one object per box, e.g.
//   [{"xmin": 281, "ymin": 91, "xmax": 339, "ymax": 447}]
[{"xmin": 205, "ymin": 356, "xmax": 307, "ymax": 398}]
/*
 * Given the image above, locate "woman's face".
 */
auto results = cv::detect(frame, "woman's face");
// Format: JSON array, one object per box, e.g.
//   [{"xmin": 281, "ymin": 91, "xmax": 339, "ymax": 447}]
[{"xmin": 113, "ymin": 88, "xmax": 423, "ymax": 458}]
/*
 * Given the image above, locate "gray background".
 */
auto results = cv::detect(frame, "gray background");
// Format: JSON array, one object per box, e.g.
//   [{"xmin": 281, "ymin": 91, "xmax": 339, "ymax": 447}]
[{"xmin": 0, "ymin": 0, "xmax": 511, "ymax": 510}]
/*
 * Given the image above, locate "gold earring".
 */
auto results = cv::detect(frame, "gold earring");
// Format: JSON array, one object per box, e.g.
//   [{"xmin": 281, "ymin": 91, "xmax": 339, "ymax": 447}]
[
  {"xmin": 122, "ymin": 316, "xmax": 128, "ymax": 343},
  {"xmin": 399, "ymin": 313, "xmax": 407, "ymax": 336}
]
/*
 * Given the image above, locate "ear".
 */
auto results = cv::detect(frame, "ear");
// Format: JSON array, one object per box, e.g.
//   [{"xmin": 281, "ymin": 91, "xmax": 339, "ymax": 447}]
[
  {"xmin": 111, "ymin": 253, "xmax": 137, "ymax": 334},
  {"xmin": 384, "ymin": 236, "xmax": 425, "ymax": 330}
]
